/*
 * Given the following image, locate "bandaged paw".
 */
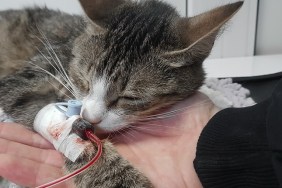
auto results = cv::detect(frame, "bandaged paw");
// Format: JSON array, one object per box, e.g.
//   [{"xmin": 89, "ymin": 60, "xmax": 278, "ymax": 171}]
[{"xmin": 34, "ymin": 103, "xmax": 91, "ymax": 162}]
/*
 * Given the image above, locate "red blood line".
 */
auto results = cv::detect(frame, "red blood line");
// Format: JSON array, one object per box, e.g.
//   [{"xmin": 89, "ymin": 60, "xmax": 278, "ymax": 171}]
[{"xmin": 36, "ymin": 130, "xmax": 102, "ymax": 188}]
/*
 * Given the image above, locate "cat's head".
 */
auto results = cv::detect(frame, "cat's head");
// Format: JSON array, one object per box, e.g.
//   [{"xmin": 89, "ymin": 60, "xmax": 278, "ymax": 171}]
[{"xmin": 69, "ymin": 0, "xmax": 243, "ymax": 133}]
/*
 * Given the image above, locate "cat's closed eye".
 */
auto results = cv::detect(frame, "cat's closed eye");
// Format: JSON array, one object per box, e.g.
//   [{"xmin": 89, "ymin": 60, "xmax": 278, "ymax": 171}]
[
  {"xmin": 119, "ymin": 96, "xmax": 141, "ymax": 101},
  {"xmin": 114, "ymin": 96, "xmax": 144, "ymax": 107},
  {"xmin": 105, "ymin": 95, "xmax": 141, "ymax": 107},
  {"xmin": 112, "ymin": 95, "xmax": 145, "ymax": 111}
]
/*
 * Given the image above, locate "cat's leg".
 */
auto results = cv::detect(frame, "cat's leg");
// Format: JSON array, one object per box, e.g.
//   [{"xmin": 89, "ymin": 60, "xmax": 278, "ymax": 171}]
[
  {"xmin": 0, "ymin": 70, "xmax": 152, "ymax": 187},
  {"xmin": 65, "ymin": 119, "xmax": 152, "ymax": 188},
  {"xmin": 65, "ymin": 139, "xmax": 153, "ymax": 188},
  {"xmin": 0, "ymin": 10, "xmax": 39, "ymax": 79},
  {"xmin": 0, "ymin": 69, "xmax": 58, "ymax": 128}
]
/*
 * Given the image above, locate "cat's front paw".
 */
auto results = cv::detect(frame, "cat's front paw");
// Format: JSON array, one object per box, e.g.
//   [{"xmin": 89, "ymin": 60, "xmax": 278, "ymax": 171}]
[{"xmin": 64, "ymin": 139, "xmax": 152, "ymax": 188}]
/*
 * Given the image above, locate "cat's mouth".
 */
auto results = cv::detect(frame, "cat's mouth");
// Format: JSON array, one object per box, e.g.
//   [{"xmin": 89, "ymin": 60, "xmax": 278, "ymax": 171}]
[
  {"xmin": 86, "ymin": 120, "xmax": 130, "ymax": 139},
  {"xmin": 92, "ymin": 126, "xmax": 112, "ymax": 137}
]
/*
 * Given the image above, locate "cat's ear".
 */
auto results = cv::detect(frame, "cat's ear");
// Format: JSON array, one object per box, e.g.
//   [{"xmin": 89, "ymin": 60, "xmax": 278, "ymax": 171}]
[
  {"xmin": 162, "ymin": 1, "xmax": 243, "ymax": 67},
  {"xmin": 79, "ymin": 0, "xmax": 126, "ymax": 31}
]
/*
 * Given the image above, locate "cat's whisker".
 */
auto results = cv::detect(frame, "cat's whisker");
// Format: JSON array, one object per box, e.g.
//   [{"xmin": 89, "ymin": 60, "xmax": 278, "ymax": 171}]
[
  {"xmin": 128, "ymin": 125, "xmax": 166, "ymax": 132},
  {"xmin": 35, "ymin": 47, "xmax": 75, "ymax": 92},
  {"xmin": 43, "ymin": 40, "xmax": 77, "ymax": 95},
  {"xmin": 29, "ymin": 50, "xmax": 76, "ymax": 97},
  {"xmin": 33, "ymin": 34, "xmax": 70, "ymax": 82},
  {"xmin": 123, "ymin": 131, "xmax": 135, "ymax": 141},
  {"xmin": 129, "ymin": 125, "xmax": 178, "ymax": 136},
  {"xmin": 124, "ymin": 119, "xmax": 178, "ymax": 130},
  {"xmin": 36, "ymin": 27, "xmax": 66, "ymax": 73},
  {"xmin": 129, "ymin": 126, "xmax": 179, "ymax": 139},
  {"xmin": 33, "ymin": 35, "xmax": 79, "ymax": 99},
  {"xmin": 35, "ymin": 46, "xmax": 61, "ymax": 74},
  {"xmin": 121, "ymin": 100, "xmax": 212, "ymax": 124},
  {"xmin": 35, "ymin": 71, "xmax": 77, "ymax": 100},
  {"xmin": 35, "ymin": 47, "xmax": 78, "ymax": 98},
  {"xmin": 46, "ymin": 80, "xmax": 73, "ymax": 100},
  {"xmin": 117, "ymin": 128, "xmax": 132, "ymax": 139},
  {"xmin": 107, "ymin": 131, "xmax": 118, "ymax": 144},
  {"xmin": 133, "ymin": 121, "xmax": 182, "ymax": 130},
  {"xmin": 36, "ymin": 44, "xmax": 69, "ymax": 80},
  {"xmin": 36, "ymin": 26, "xmax": 80, "ymax": 99},
  {"xmin": 118, "ymin": 128, "xmax": 136, "ymax": 143},
  {"xmin": 124, "ymin": 119, "xmax": 171, "ymax": 130},
  {"xmin": 129, "ymin": 123, "xmax": 184, "ymax": 134},
  {"xmin": 136, "ymin": 100, "xmax": 212, "ymax": 121},
  {"xmin": 28, "ymin": 62, "xmax": 78, "ymax": 98},
  {"xmin": 144, "ymin": 99, "xmax": 211, "ymax": 118}
]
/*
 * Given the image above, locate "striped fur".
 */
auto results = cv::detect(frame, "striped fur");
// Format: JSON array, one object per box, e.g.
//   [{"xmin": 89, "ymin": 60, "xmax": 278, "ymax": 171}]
[{"xmin": 0, "ymin": 0, "xmax": 242, "ymax": 187}]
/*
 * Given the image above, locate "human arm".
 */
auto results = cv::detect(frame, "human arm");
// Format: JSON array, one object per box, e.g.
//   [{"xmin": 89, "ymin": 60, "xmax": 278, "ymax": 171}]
[{"xmin": 0, "ymin": 92, "xmax": 219, "ymax": 188}]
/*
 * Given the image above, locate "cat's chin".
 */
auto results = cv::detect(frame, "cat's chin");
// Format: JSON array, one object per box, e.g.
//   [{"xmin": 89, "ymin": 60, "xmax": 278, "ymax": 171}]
[
  {"xmin": 91, "ymin": 127, "xmax": 110, "ymax": 138},
  {"xmin": 93, "ymin": 126, "xmax": 124, "ymax": 139},
  {"xmin": 93, "ymin": 123, "xmax": 132, "ymax": 139}
]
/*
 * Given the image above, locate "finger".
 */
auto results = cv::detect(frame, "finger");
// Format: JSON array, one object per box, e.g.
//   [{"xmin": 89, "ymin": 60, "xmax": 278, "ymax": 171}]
[
  {"xmin": 0, "ymin": 138, "xmax": 64, "ymax": 168},
  {"xmin": 0, "ymin": 154, "xmax": 72, "ymax": 188},
  {"xmin": 0, "ymin": 122, "xmax": 53, "ymax": 149}
]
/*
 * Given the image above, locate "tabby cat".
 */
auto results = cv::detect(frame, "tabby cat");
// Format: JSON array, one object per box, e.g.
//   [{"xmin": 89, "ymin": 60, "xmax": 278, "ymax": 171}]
[{"xmin": 0, "ymin": 0, "xmax": 242, "ymax": 187}]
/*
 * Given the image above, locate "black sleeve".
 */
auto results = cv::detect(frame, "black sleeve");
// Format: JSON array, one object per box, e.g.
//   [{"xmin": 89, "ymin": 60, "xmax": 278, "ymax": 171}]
[
  {"xmin": 194, "ymin": 79, "xmax": 282, "ymax": 187},
  {"xmin": 267, "ymin": 79, "xmax": 282, "ymax": 186}
]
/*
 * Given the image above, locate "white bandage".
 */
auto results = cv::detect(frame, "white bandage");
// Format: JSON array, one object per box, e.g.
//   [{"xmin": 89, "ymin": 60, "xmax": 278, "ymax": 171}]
[{"xmin": 34, "ymin": 104, "xmax": 91, "ymax": 162}]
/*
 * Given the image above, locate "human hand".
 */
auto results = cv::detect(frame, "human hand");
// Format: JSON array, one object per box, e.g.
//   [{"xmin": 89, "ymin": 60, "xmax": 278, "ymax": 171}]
[
  {"xmin": 0, "ymin": 122, "xmax": 74, "ymax": 188},
  {"xmin": 112, "ymin": 92, "xmax": 219, "ymax": 188},
  {"xmin": 0, "ymin": 92, "xmax": 219, "ymax": 188}
]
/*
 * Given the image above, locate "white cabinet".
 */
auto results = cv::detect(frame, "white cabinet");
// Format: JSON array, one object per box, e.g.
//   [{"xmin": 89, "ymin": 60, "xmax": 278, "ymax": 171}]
[{"xmin": 256, "ymin": 0, "xmax": 282, "ymax": 55}]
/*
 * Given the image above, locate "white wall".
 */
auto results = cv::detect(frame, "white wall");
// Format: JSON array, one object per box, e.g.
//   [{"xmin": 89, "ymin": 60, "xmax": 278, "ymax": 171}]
[
  {"xmin": 187, "ymin": 0, "xmax": 258, "ymax": 59},
  {"xmin": 255, "ymin": 0, "xmax": 282, "ymax": 55},
  {"xmin": 163, "ymin": 0, "xmax": 186, "ymax": 17},
  {"xmin": 0, "ymin": 0, "xmax": 83, "ymax": 14},
  {"xmin": 0, "ymin": 0, "xmax": 186, "ymax": 16},
  {"xmin": 0, "ymin": 0, "xmax": 258, "ymax": 59}
]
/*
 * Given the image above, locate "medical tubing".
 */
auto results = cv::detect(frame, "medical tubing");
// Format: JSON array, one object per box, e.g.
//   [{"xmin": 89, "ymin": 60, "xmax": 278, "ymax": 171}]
[{"xmin": 35, "ymin": 130, "xmax": 103, "ymax": 188}]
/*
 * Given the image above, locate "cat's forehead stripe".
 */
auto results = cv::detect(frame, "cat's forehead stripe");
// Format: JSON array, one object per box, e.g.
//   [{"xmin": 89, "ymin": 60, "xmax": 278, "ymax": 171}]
[
  {"xmin": 92, "ymin": 77, "xmax": 108, "ymax": 100},
  {"xmin": 96, "ymin": 1, "xmax": 177, "ymax": 79}
]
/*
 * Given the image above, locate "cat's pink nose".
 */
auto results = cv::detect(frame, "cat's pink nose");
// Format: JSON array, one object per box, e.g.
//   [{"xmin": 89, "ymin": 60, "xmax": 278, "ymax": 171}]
[{"xmin": 81, "ymin": 109, "xmax": 102, "ymax": 125}]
